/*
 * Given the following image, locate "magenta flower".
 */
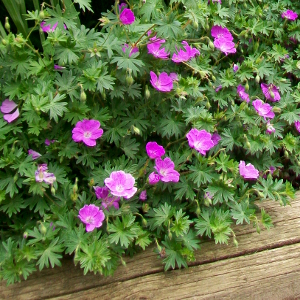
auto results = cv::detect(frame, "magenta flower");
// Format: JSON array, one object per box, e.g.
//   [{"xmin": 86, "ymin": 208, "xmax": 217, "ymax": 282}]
[
  {"xmin": 119, "ymin": 8, "xmax": 135, "ymax": 25},
  {"xmin": 237, "ymin": 85, "xmax": 250, "ymax": 103},
  {"xmin": 150, "ymin": 71, "xmax": 174, "ymax": 92},
  {"xmin": 40, "ymin": 21, "xmax": 66, "ymax": 32},
  {"xmin": 146, "ymin": 142, "xmax": 165, "ymax": 159},
  {"xmin": 28, "ymin": 149, "xmax": 42, "ymax": 160},
  {"xmin": 212, "ymin": 133, "xmax": 221, "ymax": 146},
  {"xmin": 35, "ymin": 164, "xmax": 56, "ymax": 184},
  {"xmin": 171, "ymin": 41, "xmax": 200, "ymax": 63},
  {"xmin": 211, "ymin": 26, "xmax": 233, "ymax": 41},
  {"xmin": 239, "ymin": 161, "xmax": 259, "ymax": 180},
  {"xmin": 54, "ymin": 65, "xmax": 65, "ymax": 70},
  {"xmin": 122, "ymin": 43, "xmax": 139, "ymax": 57},
  {"xmin": 233, "ymin": 64, "xmax": 239, "ymax": 73},
  {"xmin": 295, "ymin": 121, "xmax": 300, "ymax": 133},
  {"xmin": 72, "ymin": 119, "xmax": 104, "ymax": 147},
  {"xmin": 281, "ymin": 10, "xmax": 298, "ymax": 21},
  {"xmin": 0, "ymin": 99, "xmax": 19, "ymax": 123},
  {"xmin": 147, "ymin": 41, "xmax": 169, "ymax": 59},
  {"xmin": 215, "ymin": 85, "xmax": 222, "ymax": 92},
  {"xmin": 266, "ymin": 122, "xmax": 275, "ymax": 134},
  {"xmin": 78, "ymin": 204, "xmax": 105, "ymax": 232},
  {"xmin": 260, "ymin": 83, "xmax": 280, "ymax": 102},
  {"xmin": 45, "ymin": 139, "xmax": 56, "ymax": 146},
  {"xmin": 186, "ymin": 128, "xmax": 214, "ymax": 155},
  {"xmin": 214, "ymin": 38, "xmax": 236, "ymax": 55},
  {"xmin": 148, "ymin": 172, "xmax": 160, "ymax": 184},
  {"xmin": 139, "ymin": 190, "xmax": 147, "ymax": 201},
  {"xmin": 104, "ymin": 171, "xmax": 137, "ymax": 199},
  {"xmin": 252, "ymin": 99, "xmax": 275, "ymax": 120},
  {"xmin": 94, "ymin": 186, "xmax": 120, "ymax": 210},
  {"xmin": 154, "ymin": 157, "xmax": 180, "ymax": 183}
]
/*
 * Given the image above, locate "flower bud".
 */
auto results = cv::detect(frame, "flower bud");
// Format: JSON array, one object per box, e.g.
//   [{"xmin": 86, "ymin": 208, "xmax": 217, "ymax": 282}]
[
  {"xmin": 284, "ymin": 150, "xmax": 289, "ymax": 159},
  {"xmin": 272, "ymin": 107, "xmax": 281, "ymax": 113},
  {"xmin": 192, "ymin": 21, "xmax": 198, "ymax": 30},
  {"xmin": 39, "ymin": 223, "xmax": 47, "ymax": 235},
  {"xmin": 256, "ymin": 226, "xmax": 261, "ymax": 234},
  {"xmin": 101, "ymin": 91, "xmax": 106, "ymax": 100},
  {"xmin": 142, "ymin": 218, "xmax": 147, "ymax": 227},
  {"xmin": 39, "ymin": 10, "xmax": 45, "ymax": 19},
  {"xmin": 239, "ymin": 101, "xmax": 247, "ymax": 110},
  {"xmin": 145, "ymin": 85, "xmax": 150, "ymax": 99},
  {"xmin": 245, "ymin": 82, "xmax": 249, "ymax": 91},
  {"xmin": 51, "ymin": 185, "xmax": 56, "ymax": 195},
  {"xmin": 204, "ymin": 197, "xmax": 211, "ymax": 207},
  {"xmin": 23, "ymin": 231, "xmax": 28, "ymax": 239},
  {"xmin": 80, "ymin": 90, "xmax": 87, "ymax": 102},
  {"xmin": 255, "ymin": 74, "xmax": 260, "ymax": 83},
  {"xmin": 253, "ymin": 41, "xmax": 259, "ymax": 52},
  {"xmin": 72, "ymin": 178, "xmax": 78, "ymax": 194},
  {"xmin": 246, "ymin": 141, "xmax": 251, "ymax": 148},
  {"xmin": 5, "ymin": 17, "xmax": 10, "ymax": 32},
  {"xmin": 209, "ymin": 41, "xmax": 214, "ymax": 50},
  {"xmin": 126, "ymin": 75, "xmax": 134, "ymax": 86},
  {"xmin": 142, "ymin": 203, "xmax": 149, "ymax": 213},
  {"xmin": 269, "ymin": 90, "xmax": 275, "ymax": 99},
  {"xmin": 168, "ymin": 231, "xmax": 172, "ymax": 240},
  {"xmin": 211, "ymin": 75, "xmax": 216, "ymax": 82},
  {"xmin": 132, "ymin": 125, "xmax": 141, "ymax": 135},
  {"xmin": 206, "ymin": 101, "xmax": 211, "ymax": 109},
  {"xmin": 1, "ymin": 39, "xmax": 7, "ymax": 45},
  {"xmin": 199, "ymin": 71, "xmax": 206, "ymax": 78},
  {"xmin": 196, "ymin": 206, "xmax": 201, "ymax": 216},
  {"xmin": 88, "ymin": 178, "xmax": 95, "ymax": 187},
  {"xmin": 70, "ymin": 193, "xmax": 78, "ymax": 202}
]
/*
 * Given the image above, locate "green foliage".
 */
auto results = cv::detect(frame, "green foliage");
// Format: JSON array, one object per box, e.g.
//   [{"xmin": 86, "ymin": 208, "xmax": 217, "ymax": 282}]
[{"xmin": 0, "ymin": 0, "xmax": 299, "ymax": 285}]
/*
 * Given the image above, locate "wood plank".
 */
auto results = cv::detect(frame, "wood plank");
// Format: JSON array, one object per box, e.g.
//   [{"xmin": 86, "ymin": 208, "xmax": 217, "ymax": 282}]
[
  {"xmin": 1, "ymin": 197, "xmax": 300, "ymax": 299},
  {"xmin": 52, "ymin": 243, "xmax": 300, "ymax": 300}
]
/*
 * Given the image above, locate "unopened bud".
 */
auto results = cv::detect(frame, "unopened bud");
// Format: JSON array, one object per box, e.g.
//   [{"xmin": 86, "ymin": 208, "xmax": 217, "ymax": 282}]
[
  {"xmin": 269, "ymin": 90, "xmax": 275, "ymax": 99},
  {"xmin": 39, "ymin": 10, "xmax": 45, "ymax": 19},
  {"xmin": 70, "ymin": 193, "xmax": 78, "ymax": 202},
  {"xmin": 211, "ymin": 75, "xmax": 216, "ymax": 82},
  {"xmin": 255, "ymin": 74, "xmax": 260, "ymax": 83},
  {"xmin": 192, "ymin": 21, "xmax": 198, "ymax": 30},
  {"xmin": 142, "ymin": 203, "xmax": 149, "ymax": 213},
  {"xmin": 5, "ymin": 17, "xmax": 10, "ymax": 32},
  {"xmin": 2, "ymin": 39, "xmax": 7, "ymax": 45},
  {"xmin": 206, "ymin": 101, "xmax": 211, "ymax": 109},
  {"xmin": 23, "ymin": 231, "xmax": 28, "ymax": 239},
  {"xmin": 88, "ymin": 178, "xmax": 95, "ymax": 187},
  {"xmin": 272, "ymin": 107, "xmax": 281, "ymax": 113},
  {"xmin": 39, "ymin": 223, "xmax": 47, "ymax": 235},
  {"xmin": 245, "ymin": 82, "xmax": 249, "ymax": 91},
  {"xmin": 284, "ymin": 150, "xmax": 289, "ymax": 158},
  {"xmin": 204, "ymin": 198, "xmax": 211, "ymax": 207},
  {"xmin": 142, "ymin": 218, "xmax": 147, "ymax": 227},
  {"xmin": 199, "ymin": 71, "xmax": 206, "ymax": 78},
  {"xmin": 196, "ymin": 206, "xmax": 201, "ymax": 216},
  {"xmin": 80, "ymin": 90, "xmax": 87, "ymax": 102},
  {"xmin": 132, "ymin": 125, "xmax": 141, "ymax": 135},
  {"xmin": 101, "ymin": 91, "xmax": 106, "ymax": 100},
  {"xmin": 253, "ymin": 41, "xmax": 259, "ymax": 52},
  {"xmin": 209, "ymin": 41, "xmax": 214, "ymax": 50},
  {"xmin": 246, "ymin": 141, "xmax": 251, "ymax": 148},
  {"xmin": 126, "ymin": 75, "xmax": 134, "ymax": 86},
  {"xmin": 145, "ymin": 85, "xmax": 150, "ymax": 99},
  {"xmin": 51, "ymin": 185, "xmax": 55, "ymax": 195},
  {"xmin": 240, "ymin": 101, "xmax": 247, "ymax": 110},
  {"xmin": 168, "ymin": 231, "xmax": 172, "ymax": 240},
  {"xmin": 73, "ymin": 178, "xmax": 78, "ymax": 193}
]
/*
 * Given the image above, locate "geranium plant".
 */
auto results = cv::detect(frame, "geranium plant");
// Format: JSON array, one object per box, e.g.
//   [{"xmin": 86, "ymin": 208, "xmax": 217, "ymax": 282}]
[{"xmin": 0, "ymin": 0, "xmax": 300, "ymax": 284}]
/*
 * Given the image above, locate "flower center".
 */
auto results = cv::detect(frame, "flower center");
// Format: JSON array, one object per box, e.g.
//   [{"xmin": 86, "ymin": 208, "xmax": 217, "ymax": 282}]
[
  {"xmin": 194, "ymin": 141, "xmax": 203, "ymax": 150},
  {"xmin": 115, "ymin": 185, "xmax": 124, "ymax": 192},
  {"xmin": 86, "ymin": 216, "xmax": 94, "ymax": 224},
  {"xmin": 84, "ymin": 131, "xmax": 92, "ymax": 138},
  {"xmin": 38, "ymin": 172, "xmax": 44, "ymax": 179},
  {"xmin": 160, "ymin": 169, "xmax": 167, "ymax": 176}
]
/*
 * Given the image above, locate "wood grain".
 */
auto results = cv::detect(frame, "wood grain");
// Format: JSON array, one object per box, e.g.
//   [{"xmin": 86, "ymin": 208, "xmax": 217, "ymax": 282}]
[{"xmin": 1, "ymin": 197, "xmax": 300, "ymax": 299}]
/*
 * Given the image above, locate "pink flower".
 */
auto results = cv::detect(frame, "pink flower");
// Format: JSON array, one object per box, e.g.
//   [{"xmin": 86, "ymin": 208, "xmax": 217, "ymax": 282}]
[
  {"xmin": 122, "ymin": 43, "xmax": 139, "ymax": 57},
  {"xmin": 212, "ymin": 133, "xmax": 221, "ymax": 146},
  {"xmin": 147, "ymin": 41, "xmax": 169, "ymax": 59},
  {"xmin": 150, "ymin": 71, "xmax": 175, "ymax": 92},
  {"xmin": 28, "ymin": 149, "xmax": 42, "ymax": 160},
  {"xmin": 252, "ymin": 99, "xmax": 275, "ymax": 120},
  {"xmin": 40, "ymin": 21, "xmax": 67, "ymax": 32},
  {"xmin": 186, "ymin": 128, "xmax": 214, "ymax": 155},
  {"xmin": 233, "ymin": 64, "xmax": 239, "ymax": 72},
  {"xmin": 239, "ymin": 161, "xmax": 259, "ymax": 180},
  {"xmin": 154, "ymin": 157, "xmax": 180, "ymax": 183},
  {"xmin": 171, "ymin": 41, "xmax": 200, "ymax": 63},
  {"xmin": 211, "ymin": 26, "xmax": 233, "ymax": 41},
  {"xmin": 139, "ymin": 190, "xmax": 147, "ymax": 201},
  {"xmin": 149, "ymin": 172, "xmax": 160, "ymax": 184},
  {"xmin": 281, "ymin": 10, "xmax": 298, "ymax": 21},
  {"xmin": 295, "ymin": 121, "xmax": 300, "ymax": 133},
  {"xmin": 0, "ymin": 99, "xmax": 19, "ymax": 123},
  {"xmin": 215, "ymin": 85, "xmax": 222, "ymax": 92},
  {"xmin": 72, "ymin": 119, "xmax": 104, "ymax": 147},
  {"xmin": 54, "ymin": 65, "xmax": 65, "ymax": 70},
  {"xmin": 35, "ymin": 164, "xmax": 56, "ymax": 184},
  {"xmin": 260, "ymin": 83, "xmax": 280, "ymax": 102},
  {"xmin": 237, "ymin": 85, "xmax": 250, "ymax": 103},
  {"xmin": 119, "ymin": 8, "xmax": 135, "ymax": 25},
  {"xmin": 78, "ymin": 204, "xmax": 105, "ymax": 232},
  {"xmin": 94, "ymin": 186, "xmax": 120, "ymax": 210},
  {"xmin": 104, "ymin": 171, "xmax": 137, "ymax": 199},
  {"xmin": 214, "ymin": 38, "xmax": 236, "ymax": 55},
  {"xmin": 266, "ymin": 122, "xmax": 275, "ymax": 134},
  {"xmin": 146, "ymin": 142, "xmax": 165, "ymax": 159}
]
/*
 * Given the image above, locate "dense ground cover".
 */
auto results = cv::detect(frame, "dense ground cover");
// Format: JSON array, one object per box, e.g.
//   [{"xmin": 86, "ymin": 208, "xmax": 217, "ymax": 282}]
[{"xmin": 0, "ymin": 0, "xmax": 300, "ymax": 284}]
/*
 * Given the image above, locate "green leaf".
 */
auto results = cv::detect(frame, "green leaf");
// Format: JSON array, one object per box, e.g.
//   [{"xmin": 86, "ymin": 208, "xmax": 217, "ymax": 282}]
[
  {"xmin": 73, "ymin": 0, "xmax": 93, "ymax": 12},
  {"xmin": 43, "ymin": 92, "xmax": 68, "ymax": 122}
]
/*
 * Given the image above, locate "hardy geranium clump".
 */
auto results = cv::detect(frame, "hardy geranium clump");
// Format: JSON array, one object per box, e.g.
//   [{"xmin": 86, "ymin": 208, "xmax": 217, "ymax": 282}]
[{"xmin": 1, "ymin": 0, "xmax": 300, "ymax": 285}]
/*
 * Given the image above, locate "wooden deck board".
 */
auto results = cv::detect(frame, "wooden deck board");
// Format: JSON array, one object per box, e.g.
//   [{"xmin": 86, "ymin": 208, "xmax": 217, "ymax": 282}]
[{"xmin": 1, "ymin": 197, "xmax": 300, "ymax": 299}]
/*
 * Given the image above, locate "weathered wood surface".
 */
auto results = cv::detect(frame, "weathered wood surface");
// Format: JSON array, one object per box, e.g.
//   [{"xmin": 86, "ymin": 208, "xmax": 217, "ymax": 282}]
[{"xmin": 2, "ymin": 197, "xmax": 300, "ymax": 300}]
